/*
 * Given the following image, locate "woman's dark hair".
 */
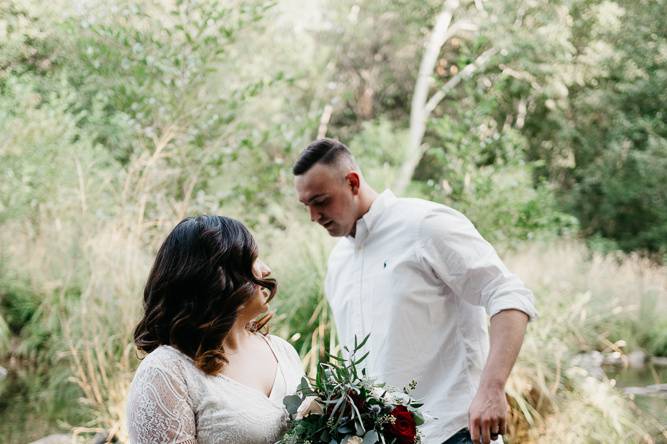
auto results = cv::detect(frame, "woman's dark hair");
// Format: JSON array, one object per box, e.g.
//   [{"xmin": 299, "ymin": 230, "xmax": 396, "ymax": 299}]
[{"xmin": 133, "ymin": 215, "xmax": 276, "ymax": 375}]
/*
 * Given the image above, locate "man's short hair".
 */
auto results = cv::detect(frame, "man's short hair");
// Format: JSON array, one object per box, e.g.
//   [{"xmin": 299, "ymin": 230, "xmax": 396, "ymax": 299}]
[{"xmin": 292, "ymin": 138, "xmax": 356, "ymax": 175}]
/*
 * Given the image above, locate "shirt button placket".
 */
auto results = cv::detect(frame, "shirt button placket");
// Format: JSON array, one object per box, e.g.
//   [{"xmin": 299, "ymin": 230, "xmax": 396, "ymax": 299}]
[{"xmin": 356, "ymin": 244, "xmax": 366, "ymax": 339}]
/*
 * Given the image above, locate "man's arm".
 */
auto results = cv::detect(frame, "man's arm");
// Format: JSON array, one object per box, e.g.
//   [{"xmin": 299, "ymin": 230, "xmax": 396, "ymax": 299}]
[
  {"xmin": 416, "ymin": 209, "xmax": 536, "ymax": 443},
  {"xmin": 468, "ymin": 309, "xmax": 529, "ymax": 444}
]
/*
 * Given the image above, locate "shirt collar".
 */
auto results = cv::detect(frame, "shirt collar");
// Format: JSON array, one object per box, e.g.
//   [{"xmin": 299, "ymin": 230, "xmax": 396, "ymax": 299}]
[{"xmin": 347, "ymin": 189, "xmax": 397, "ymax": 245}]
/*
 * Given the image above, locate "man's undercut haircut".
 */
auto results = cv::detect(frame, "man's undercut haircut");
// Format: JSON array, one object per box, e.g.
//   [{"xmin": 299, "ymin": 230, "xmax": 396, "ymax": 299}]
[{"xmin": 292, "ymin": 138, "xmax": 357, "ymax": 176}]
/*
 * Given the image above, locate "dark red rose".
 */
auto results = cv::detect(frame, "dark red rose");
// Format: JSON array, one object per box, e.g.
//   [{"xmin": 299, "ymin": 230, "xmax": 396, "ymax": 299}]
[{"xmin": 386, "ymin": 405, "xmax": 417, "ymax": 443}]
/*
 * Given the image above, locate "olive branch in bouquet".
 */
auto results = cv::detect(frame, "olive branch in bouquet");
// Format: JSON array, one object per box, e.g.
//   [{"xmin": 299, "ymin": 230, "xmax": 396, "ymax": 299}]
[{"xmin": 280, "ymin": 334, "xmax": 425, "ymax": 444}]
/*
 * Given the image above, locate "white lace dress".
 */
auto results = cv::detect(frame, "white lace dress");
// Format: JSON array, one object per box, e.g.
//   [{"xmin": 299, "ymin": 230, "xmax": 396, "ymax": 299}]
[{"xmin": 126, "ymin": 335, "xmax": 305, "ymax": 444}]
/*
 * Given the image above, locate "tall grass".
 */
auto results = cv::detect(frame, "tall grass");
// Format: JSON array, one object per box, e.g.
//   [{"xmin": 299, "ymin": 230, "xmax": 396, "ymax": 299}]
[
  {"xmin": 261, "ymin": 210, "xmax": 338, "ymax": 377},
  {"xmin": 2, "ymin": 163, "xmax": 666, "ymax": 443},
  {"xmin": 505, "ymin": 242, "xmax": 667, "ymax": 443},
  {"xmin": 0, "ymin": 118, "xmax": 209, "ymax": 440}
]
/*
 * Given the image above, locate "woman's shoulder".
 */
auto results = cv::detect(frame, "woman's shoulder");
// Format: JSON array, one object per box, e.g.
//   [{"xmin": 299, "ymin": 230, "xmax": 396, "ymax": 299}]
[
  {"xmin": 267, "ymin": 334, "xmax": 305, "ymax": 391},
  {"xmin": 132, "ymin": 345, "xmax": 195, "ymax": 379},
  {"xmin": 267, "ymin": 335, "xmax": 301, "ymax": 361},
  {"xmin": 267, "ymin": 334, "xmax": 294, "ymax": 351},
  {"xmin": 126, "ymin": 346, "xmax": 198, "ymax": 438}
]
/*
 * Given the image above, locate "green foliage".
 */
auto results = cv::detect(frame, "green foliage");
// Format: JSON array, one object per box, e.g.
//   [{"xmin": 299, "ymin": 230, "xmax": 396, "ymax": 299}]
[
  {"xmin": 280, "ymin": 335, "xmax": 424, "ymax": 444},
  {"xmin": 0, "ymin": 0, "xmax": 296, "ymax": 227},
  {"xmin": 348, "ymin": 119, "xmax": 408, "ymax": 190},
  {"xmin": 0, "ymin": 274, "xmax": 88, "ymax": 441},
  {"xmin": 599, "ymin": 287, "xmax": 667, "ymax": 357},
  {"xmin": 641, "ymin": 318, "xmax": 667, "ymax": 358},
  {"xmin": 0, "ymin": 363, "xmax": 89, "ymax": 443},
  {"xmin": 315, "ymin": 0, "xmax": 443, "ymax": 133},
  {"xmin": 263, "ymin": 216, "xmax": 337, "ymax": 375},
  {"xmin": 0, "ymin": 76, "xmax": 112, "ymax": 223},
  {"xmin": 519, "ymin": 0, "xmax": 667, "ymax": 256},
  {"xmin": 0, "ymin": 279, "xmax": 38, "ymax": 335},
  {"xmin": 414, "ymin": 110, "xmax": 578, "ymax": 243},
  {"xmin": 322, "ymin": 0, "xmax": 667, "ymax": 256}
]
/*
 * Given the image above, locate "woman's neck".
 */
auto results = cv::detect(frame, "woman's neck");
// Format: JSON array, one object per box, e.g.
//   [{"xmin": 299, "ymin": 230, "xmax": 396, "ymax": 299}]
[{"xmin": 222, "ymin": 322, "xmax": 253, "ymax": 352}]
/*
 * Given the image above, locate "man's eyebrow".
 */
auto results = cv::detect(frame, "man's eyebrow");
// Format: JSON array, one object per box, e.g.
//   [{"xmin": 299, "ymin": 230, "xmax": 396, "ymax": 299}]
[{"xmin": 306, "ymin": 193, "xmax": 326, "ymax": 204}]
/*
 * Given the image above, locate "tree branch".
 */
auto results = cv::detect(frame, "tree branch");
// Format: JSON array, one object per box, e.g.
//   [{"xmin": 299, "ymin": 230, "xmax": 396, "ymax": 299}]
[
  {"xmin": 317, "ymin": 104, "xmax": 333, "ymax": 139},
  {"xmin": 394, "ymin": 1, "xmax": 497, "ymax": 194},
  {"xmin": 425, "ymin": 46, "xmax": 498, "ymax": 114}
]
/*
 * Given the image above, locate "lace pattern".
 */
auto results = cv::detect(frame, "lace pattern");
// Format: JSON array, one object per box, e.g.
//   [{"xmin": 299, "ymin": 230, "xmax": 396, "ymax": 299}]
[{"xmin": 126, "ymin": 335, "xmax": 304, "ymax": 444}]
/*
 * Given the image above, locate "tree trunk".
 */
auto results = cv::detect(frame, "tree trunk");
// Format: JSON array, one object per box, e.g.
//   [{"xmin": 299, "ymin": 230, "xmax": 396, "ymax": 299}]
[
  {"xmin": 394, "ymin": 2, "xmax": 497, "ymax": 194},
  {"xmin": 394, "ymin": 0, "xmax": 459, "ymax": 194}
]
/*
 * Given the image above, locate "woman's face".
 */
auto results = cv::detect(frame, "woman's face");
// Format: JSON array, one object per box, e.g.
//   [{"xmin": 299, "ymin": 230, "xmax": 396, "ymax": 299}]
[{"xmin": 238, "ymin": 258, "xmax": 273, "ymax": 320}]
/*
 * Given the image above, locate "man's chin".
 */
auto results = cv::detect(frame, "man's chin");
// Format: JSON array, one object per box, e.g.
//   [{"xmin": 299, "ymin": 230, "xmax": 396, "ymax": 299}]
[
  {"xmin": 323, "ymin": 225, "xmax": 341, "ymax": 237},
  {"xmin": 327, "ymin": 227, "xmax": 350, "ymax": 237}
]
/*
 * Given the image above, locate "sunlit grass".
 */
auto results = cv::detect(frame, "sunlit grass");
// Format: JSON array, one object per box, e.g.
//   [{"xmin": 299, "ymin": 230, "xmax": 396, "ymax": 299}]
[
  {"xmin": 505, "ymin": 242, "xmax": 667, "ymax": 443},
  {"xmin": 2, "ymin": 193, "xmax": 666, "ymax": 443}
]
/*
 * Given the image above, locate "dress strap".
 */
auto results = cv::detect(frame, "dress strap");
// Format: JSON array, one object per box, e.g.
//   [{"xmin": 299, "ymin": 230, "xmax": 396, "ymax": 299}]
[{"xmin": 257, "ymin": 333, "xmax": 280, "ymax": 364}]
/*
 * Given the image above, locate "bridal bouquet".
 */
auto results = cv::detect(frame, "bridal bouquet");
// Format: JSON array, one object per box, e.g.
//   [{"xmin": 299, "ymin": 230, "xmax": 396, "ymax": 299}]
[{"xmin": 279, "ymin": 336, "xmax": 425, "ymax": 444}]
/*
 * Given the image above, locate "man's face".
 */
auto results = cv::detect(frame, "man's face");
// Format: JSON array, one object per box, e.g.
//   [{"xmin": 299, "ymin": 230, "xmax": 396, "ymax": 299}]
[{"xmin": 295, "ymin": 163, "xmax": 359, "ymax": 237}]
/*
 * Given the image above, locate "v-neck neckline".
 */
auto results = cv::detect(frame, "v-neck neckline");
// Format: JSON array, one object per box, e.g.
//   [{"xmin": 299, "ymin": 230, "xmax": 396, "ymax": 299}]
[
  {"xmin": 217, "ymin": 334, "xmax": 283, "ymax": 406},
  {"xmin": 163, "ymin": 335, "xmax": 285, "ymax": 409}
]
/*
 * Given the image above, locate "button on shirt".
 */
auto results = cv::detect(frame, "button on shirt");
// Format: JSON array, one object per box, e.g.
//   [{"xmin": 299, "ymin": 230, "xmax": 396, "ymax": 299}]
[{"xmin": 324, "ymin": 190, "xmax": 537, "ymax": 443}]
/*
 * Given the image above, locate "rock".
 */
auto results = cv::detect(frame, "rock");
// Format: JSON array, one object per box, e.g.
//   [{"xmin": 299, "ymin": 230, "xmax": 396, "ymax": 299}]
[
  {"xmin": 571, "ymin": 351, "xmax": 605, "ymax": 379},
  {"xmin": 627, "ymin": 350, "xmax": 647, "ymax": 368},
  {"xmin": 29, "ymin": 435, "xmax": 72, "ymax": 444},
  {"xmin": 602, "ymin": 351, "xmax": 624, "ymax": 366},
  {"xmin": 623, "ymin": 383, "xmax": 667, "ymax": 397},
  {"xmin": 651, "ymin": 356, "xmax": 667, "ymax": 366}
]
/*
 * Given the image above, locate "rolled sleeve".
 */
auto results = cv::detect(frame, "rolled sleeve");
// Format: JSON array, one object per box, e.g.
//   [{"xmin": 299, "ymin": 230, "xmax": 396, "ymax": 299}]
[{"xmin": 417, "ymin": 207, "xmax": 538, "ymax": 321}]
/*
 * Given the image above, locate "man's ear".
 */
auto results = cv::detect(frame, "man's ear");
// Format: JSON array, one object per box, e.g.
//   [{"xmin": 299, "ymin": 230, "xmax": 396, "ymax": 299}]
[{"xmin": 346, "ymin": 171, "xmax": 361, "ymax": 194}]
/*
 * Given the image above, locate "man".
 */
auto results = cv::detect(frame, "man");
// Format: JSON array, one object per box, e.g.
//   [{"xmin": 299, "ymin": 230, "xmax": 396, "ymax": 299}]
[{"xmin": 293, "ymin": 139, "xmax": 537, "ymax": 444}]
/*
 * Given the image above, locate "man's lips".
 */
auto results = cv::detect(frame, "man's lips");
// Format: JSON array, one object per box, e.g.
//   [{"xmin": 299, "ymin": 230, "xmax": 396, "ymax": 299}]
[{"xmin": 321, "ymin": 220, "xmax": 333, "ymax": 228}]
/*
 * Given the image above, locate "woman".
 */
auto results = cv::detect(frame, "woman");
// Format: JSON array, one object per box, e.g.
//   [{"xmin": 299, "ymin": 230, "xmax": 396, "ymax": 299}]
[{"xmin": 126, "ymin": 215, "xmax": 305, "ymax": 443}]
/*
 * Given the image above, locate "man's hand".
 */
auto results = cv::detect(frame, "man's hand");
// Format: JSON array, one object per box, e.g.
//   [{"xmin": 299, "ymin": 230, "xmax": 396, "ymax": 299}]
[
  {"xmin": 468, "ymin": 309, "xmax": 529, "ymax": 444},
  {"xmin": 468, "ymin": 384, "xmax": 508, "ymax": 444}
]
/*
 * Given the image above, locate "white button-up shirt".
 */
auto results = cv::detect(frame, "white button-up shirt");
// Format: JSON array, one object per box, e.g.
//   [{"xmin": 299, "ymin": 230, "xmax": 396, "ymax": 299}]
[{"xmin": 324, "ymin": 190, "xmax": 537, "ymax": 443}]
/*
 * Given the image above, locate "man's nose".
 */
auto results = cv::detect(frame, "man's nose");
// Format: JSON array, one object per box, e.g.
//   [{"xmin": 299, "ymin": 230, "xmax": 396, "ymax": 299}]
[{"xmin": 309, "ymin": 206, "xmax": 321, "ymax": 222}]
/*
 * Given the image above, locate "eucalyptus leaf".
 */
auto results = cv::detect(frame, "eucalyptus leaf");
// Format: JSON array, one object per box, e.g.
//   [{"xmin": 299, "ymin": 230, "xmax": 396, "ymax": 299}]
[
  {"xmin": 363, "ymin": 430, "xmax": 380, "ymax": 444},
  {"xmin": 283, "ymin": 394, "xmax": 302, "ymax": 416}
]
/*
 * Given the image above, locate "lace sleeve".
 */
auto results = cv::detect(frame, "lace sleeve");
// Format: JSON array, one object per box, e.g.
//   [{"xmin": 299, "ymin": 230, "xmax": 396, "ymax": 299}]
[{"xmin": 126, "ymin": 363, "xmax": 197, "ymax": 444}]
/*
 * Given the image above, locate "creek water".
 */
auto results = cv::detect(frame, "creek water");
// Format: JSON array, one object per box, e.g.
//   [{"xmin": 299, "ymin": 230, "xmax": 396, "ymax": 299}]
[{"xmin": 604, "ymin": 361, "xmax": 667, "ymax": 430}]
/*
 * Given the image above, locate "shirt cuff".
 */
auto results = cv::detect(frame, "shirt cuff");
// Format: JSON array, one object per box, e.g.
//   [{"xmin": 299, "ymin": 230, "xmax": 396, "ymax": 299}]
[{"xmin": 487, "ymin": 296, "xmax": 538, "ymax": 322}]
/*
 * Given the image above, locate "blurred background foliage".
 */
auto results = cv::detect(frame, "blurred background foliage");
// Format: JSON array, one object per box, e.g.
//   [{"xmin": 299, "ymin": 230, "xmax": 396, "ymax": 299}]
[{"xmin": 0, "ymin": 0, "xmax": 665, "ymax": 442}]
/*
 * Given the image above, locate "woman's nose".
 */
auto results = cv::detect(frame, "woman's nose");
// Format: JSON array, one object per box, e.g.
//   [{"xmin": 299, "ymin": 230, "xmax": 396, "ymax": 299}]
[{"xmin": 257, "ymin": 260, "xmax": 271, "ymax": 278}]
